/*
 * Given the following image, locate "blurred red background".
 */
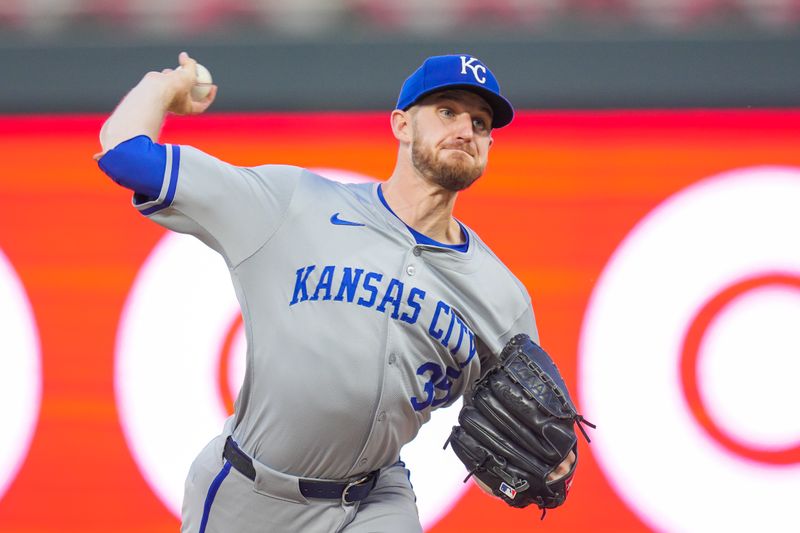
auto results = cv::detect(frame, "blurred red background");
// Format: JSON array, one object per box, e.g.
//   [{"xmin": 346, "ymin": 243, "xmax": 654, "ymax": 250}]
[{"xmin": 0, "ymin": 111, "xmax": 798, "ymax": 532}]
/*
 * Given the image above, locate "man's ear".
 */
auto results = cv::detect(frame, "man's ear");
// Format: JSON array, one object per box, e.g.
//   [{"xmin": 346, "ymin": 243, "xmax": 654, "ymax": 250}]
[{"xmin": 391, "ymin": 109, "xmax": 413, "ymax": 144}]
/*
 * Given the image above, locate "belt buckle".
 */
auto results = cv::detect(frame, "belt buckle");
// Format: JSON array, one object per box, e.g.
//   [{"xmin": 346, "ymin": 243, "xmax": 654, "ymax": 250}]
[{"xmin": 341, "ymin": 475, "xmax": 370, "ymax": 506}]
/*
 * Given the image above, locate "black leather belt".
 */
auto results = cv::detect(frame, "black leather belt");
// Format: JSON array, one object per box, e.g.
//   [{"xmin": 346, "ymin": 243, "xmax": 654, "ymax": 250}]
[{"xmin": 223, "ymin": 436, "xmax": 379, "ymax": 505}]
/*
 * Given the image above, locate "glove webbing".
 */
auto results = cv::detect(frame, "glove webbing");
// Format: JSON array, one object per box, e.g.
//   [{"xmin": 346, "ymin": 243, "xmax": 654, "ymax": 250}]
[{"xmin": 501, "ymin": 351, "xmax": 596, "ymax": 444}]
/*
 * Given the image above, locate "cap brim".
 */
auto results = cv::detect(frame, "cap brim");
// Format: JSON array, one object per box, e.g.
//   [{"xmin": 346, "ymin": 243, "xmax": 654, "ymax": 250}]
[{"xmin": 401, "ymin": 83, "xmax": 514, "ymax": 129}]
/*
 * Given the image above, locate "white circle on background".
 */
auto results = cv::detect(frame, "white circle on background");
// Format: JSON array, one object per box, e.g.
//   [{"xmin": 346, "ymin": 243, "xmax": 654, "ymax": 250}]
[
  {"xmin": 579, "ymin": 166, "xmax": 800, "ymax": 533},
  {"xmin": 0, "ymin": 248, "xmax": 41, "ymax": 502},
  {"xmin": 699, "ymin": 286, "xmax": 800, "ymax": 448},
  {"xmin": 115, "ymin": 232, "xmax": 238, "ymax": 513},
  {"xmin": 116, "ymin": 168, "xmax": 469, "ymax": 529}
]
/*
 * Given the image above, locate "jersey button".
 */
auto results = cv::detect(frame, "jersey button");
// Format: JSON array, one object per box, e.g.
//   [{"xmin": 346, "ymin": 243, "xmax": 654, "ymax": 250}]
[
  {"xmin": 412, "ymin": 247, "xmax": 422, "ymax": 257},
  {"xmin": 360, "ymin": 457, "xmax": 368, "ymax": 466},
  {"xmin": 377, "ymin": 411, "xmax": 386, "ymax": 422},
  {"xmin": 388, "ymin": 353, "xmax": 397, "ymax": 365},
  {"xmin": 406, "ymin": 264, "xmax": 416, "ymax": 276}
]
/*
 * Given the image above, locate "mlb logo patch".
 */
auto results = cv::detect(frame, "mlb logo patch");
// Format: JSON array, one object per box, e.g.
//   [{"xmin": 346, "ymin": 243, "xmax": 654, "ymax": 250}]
[{"xmin": 499, "ymin": 482, "xmax": 517, "ymax": 499}]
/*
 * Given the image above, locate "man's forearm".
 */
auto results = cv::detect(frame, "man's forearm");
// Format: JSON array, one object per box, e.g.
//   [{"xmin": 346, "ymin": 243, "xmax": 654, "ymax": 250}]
[
  {"xmin": 99, "ymin": 73, "xmax": 174, "ymax": 154},
  {"xmin": 95, "ymin": 52, "xmax": 215, "ymax": 161}
]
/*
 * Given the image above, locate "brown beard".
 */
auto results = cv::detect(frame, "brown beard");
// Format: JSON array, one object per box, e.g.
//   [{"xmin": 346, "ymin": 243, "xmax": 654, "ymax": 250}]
[{"xmin": 411, "ymin": 137, "xmax": 485, "ymax": 192}]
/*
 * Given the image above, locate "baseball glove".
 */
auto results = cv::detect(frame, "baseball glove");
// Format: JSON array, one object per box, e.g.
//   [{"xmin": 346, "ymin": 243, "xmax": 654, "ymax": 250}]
[{"xmin": 444, "ymin": 333, "xmax": 594, "ymax": 517}]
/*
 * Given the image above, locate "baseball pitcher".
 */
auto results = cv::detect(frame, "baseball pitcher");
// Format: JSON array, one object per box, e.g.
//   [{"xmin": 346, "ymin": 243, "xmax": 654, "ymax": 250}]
[{"xmin": 96, "ymin": 52, "xmax": 590, "ymax": 532}]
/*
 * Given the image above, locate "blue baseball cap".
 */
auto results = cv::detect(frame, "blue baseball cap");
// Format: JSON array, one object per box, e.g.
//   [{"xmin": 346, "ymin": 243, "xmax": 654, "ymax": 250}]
[{"xmin": 396, "ymin": 54, "xmax": 514, "ymax": 128}]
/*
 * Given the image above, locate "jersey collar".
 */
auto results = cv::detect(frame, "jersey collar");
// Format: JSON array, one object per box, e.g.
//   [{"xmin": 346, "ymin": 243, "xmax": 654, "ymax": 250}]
[{"xmin": 376, "ymin": 184, "xmax": 470, "ymax": 253}]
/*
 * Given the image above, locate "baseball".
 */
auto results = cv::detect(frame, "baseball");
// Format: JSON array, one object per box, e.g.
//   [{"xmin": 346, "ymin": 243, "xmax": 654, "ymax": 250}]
[
  {"xmin": 190, "ymin": 63, "xmax": 213, "ymax": 101},
  {"xmin": 178, "ymin": 62, "xmax": 213, "ymax": 101}
]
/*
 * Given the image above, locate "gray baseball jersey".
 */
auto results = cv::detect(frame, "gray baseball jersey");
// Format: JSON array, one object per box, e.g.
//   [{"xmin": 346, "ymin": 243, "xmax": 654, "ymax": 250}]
[{"xmin": 135, "ymin": 144, "xmax": 538, "ymax": 530}]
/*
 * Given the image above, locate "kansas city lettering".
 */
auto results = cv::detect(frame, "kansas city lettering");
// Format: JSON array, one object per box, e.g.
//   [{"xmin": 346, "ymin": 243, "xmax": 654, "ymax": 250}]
[
  {"xmin": 289, "ymin": 264, "xmax": 476, "ymax": 363},
  {"xmin": 428, "ymin": 300, "xmax": 477, "ymax": 368},
  {"xmin": 291, "ymin": 265, "xmax": 424, "ymax": 324}
]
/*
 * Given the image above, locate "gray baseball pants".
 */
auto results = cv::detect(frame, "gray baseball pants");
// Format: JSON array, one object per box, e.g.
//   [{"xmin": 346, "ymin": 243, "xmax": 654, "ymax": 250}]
[{"xmin": 181, "ymin": 432, "xmax": 423, "ymax": 533}]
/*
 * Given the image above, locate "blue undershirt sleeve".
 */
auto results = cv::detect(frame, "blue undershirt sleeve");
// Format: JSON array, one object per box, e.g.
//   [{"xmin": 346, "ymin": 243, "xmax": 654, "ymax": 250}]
[{"xmin": 97, "ymin": 135, "xmax": 167, "ymax": 200}]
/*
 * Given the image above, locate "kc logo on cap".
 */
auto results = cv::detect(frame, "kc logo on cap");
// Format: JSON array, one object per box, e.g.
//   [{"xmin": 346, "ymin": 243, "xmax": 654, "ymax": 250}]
[{"xmin": 459, "ymin": 56, "xmax": 487, "ymax": 84}]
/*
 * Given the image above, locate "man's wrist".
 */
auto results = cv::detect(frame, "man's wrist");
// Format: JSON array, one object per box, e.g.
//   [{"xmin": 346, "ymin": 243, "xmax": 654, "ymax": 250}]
[{"xmin": 138, "ymin": 74, "xmax": 178, "ymax": 114}]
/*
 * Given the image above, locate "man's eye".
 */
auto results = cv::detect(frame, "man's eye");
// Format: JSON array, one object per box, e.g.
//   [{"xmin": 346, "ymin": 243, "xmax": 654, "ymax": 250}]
[
  {"xmin": 473, "ymin": 118, "xmax": 487, "ymax": 130},
  {"xmin": 440, "ymin": 108, "xmax": 454, "ymax": 117}
]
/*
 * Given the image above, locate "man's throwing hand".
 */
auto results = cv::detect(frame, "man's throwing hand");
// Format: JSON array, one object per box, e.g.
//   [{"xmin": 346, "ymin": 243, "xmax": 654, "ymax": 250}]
[{"xmin": 150, "ymin": 51, "xmax": 218, "ymax": 116}]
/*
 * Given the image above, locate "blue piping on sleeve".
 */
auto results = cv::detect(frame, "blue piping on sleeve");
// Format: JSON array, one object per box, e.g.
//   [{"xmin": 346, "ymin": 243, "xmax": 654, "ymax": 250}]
[{"xmin": 139, "ymin": 144, "xmax": 180, "ymax": 215}]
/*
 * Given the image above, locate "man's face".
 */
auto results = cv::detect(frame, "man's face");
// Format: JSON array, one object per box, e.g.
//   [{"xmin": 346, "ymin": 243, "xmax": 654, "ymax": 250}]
[{"xmin": 408, "ymin": 90, "xmax": 494, "ymax": 192}]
